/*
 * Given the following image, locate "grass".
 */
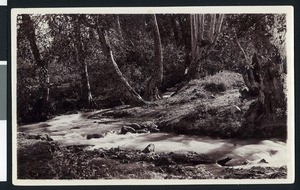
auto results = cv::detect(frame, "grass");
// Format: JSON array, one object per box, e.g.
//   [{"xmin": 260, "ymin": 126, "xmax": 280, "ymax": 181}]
[{"xmin": 202, "ymin": 71, "xmax": 244, "ymax": 90}]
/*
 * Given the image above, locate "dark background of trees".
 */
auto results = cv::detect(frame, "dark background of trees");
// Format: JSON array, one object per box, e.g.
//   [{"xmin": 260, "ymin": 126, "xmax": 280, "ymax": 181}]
[{"xmin": 17, "ymin": 13, "xmax": 287, "ymax": 124}]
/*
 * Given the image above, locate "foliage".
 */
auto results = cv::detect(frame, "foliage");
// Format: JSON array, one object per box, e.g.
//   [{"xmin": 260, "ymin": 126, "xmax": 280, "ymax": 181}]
[{"xmin": 17, "ymin": 13, "xmax": 287, "ymax": 123}]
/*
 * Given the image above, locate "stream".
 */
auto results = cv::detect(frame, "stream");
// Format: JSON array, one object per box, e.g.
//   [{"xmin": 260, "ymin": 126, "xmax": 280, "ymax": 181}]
[{"xmin": 18, "ymin": 111, "xmax": 289, "ymax": 168}]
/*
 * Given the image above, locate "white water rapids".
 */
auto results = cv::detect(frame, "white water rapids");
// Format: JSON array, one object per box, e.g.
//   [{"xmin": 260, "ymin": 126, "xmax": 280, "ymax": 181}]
[{"xmin": 18, "ymin": 111, "xmax": 289, "ymax": 168}]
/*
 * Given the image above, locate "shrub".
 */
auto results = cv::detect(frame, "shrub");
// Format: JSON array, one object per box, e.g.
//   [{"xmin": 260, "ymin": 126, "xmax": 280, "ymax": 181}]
[{"xmin": 204, "ymin": 83, "xmax": 227, "ymax": 93}]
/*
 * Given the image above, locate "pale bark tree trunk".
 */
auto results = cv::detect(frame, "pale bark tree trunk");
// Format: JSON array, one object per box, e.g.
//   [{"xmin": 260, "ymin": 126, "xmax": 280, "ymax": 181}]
[
  {"xmin": 145, "ymin": 14, "xmax": 164, "ymax": 101},
  {"xmin": 171, "ymin": 16, "xmax": 180, "ymax": 44},
  {"xmin": 21, "ymin": 14, "xmax": 50, "ymax": 120},
  {"xmin": 116, "ymin": 15, "xmax": 123, "ymax": 39},
  {"xmin": 186, "ymin": 14, "xmax": 224, "ymax": 80},
  {"xmin": 73, "ymin": 15, "xmax": 95, "ymax": 108},
  {"xmin": 95, "ymin": 26, "xmax": 146, "ymax": 106},
  {"xmin": 178, "ymin": 15, "xmax": 192, "ymax": 70},
  {"xmin": 173, "ymin": 14, "xmax": 224, "ymax": 96}
]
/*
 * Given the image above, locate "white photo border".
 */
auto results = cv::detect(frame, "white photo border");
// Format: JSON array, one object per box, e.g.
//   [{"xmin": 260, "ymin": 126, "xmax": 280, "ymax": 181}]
[{"xmin": 11, "ymin": 6, "xmax": 295, "ymax": 186}]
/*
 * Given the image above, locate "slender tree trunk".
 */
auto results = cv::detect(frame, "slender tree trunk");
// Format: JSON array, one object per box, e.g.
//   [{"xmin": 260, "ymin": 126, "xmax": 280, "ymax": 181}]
[
  {"xmin": 186, "ymin": 14, "xmax": 224, "ymax": 81},
  {"xmin": 144, "ymin": 14, "xmax": 164, "ymax": 101},
  {"xmin": 21, "ymin": 14, "xmax": 50, "ymax": 120},
  {"xmin": 173, "ymin": 15, "xmax": 191, "ymax": 69},
  {"xmin": 172, "ymin": 14, "xmax": 224, "ymax": 96},
  {"xmin": 73, "ymin": 15, "xmax": 94, "ymax": 108},
  {"xmin": 95, "ymin": 27, "xmax": 146, "ymax": 106},
  {"xmin": 116, "ymin": 15, "xmax": 123, "ymax": 39},
  {"xmin": 171, "ymin": 16, "xmax": 180, "ymax": 44}
]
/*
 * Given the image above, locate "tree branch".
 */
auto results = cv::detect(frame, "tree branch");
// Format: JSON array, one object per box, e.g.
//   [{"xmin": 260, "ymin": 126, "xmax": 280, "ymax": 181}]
[{"xmin": 233, "ymin": 29, "xmax": 250, "ymax": 65}]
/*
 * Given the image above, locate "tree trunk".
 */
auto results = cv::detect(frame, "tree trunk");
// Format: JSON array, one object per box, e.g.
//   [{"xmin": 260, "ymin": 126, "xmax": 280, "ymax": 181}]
[
  {"xmin": 186, "ymin": 14, "xmax": 224, "ymax": 81},
  {"xmin": 243, "ymin": 54, "xmax": 286, "ymax": 138},
  {"xmin": 178, "ymin": 15, "xmax": 192, "ymax": 73},
  {"xmin": 234, "ymin": 35, "xmax": 260, "ymax": 96},
  {"xmin": 172, "ymin": 14, "xmax": 224, "ymax": 96},
  {"xmin": 73, "ymin": 15, "xmax": 95, "ymax": 108},
  {"xmin": 144, "ymin": 14, "xmax": 164, "ymax": 101},
  {"xmin": 95, "ymin": 27, "xmax": 146, "ymax": 106},
  {"xmin": 171, "ymin": 16, "xmax": 180, "ymax": 44},
  {"xmin": 116, "ymin": 15, "xmax": 123, "ymax": 39},
  {"xmin": 21, "ymin": 14, "xmax": 50, "ymax": 120}
]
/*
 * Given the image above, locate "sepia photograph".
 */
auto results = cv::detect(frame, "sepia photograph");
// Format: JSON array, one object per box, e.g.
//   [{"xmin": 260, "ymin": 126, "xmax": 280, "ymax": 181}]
[{"xmin": 11, "ymin": 7, "xmax": 294, "ymax": 185}]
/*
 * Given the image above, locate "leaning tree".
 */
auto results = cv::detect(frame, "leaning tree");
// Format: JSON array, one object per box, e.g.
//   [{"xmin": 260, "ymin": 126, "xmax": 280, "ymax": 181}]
[{"xmin": 84, "ymin": 15, "xmax": 147, "ymax": 106}]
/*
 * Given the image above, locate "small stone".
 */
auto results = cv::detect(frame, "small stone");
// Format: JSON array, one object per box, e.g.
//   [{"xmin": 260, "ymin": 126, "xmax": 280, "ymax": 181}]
[
  {"xmin": 259, "ymin": 158, "xmax": 268, "ymax": 164},
  {"xmin": 127, "ymin": 123, "xmax": 142, "ymax": 130},
  {"xmin": 142, "ymin": 144, "xmax": 155, "ymax": 153},
  {"xmin": 86, "ymin": 133, "xmax": 104, "ymax": 140},
  {"xmin": 217, "ymin": 157, "xmax": 232, "ymax": 166},
  {"xmin": 44, "ymin": 134, "xmax": 53, "ymax": 141},
  {"xmin": 150, "ymin": 128, "xmax": 160, "ymax": 133},
  {"xmin": 136, "ymin": 129, "xmax": 148, "ymax": 133},
  {"xmin": 242, "ymin": 160, "xmax": 249, "ymax": 165},
  {"xmin": 268, "ymin": 149, "xmax": 278, "ymax": 156}
]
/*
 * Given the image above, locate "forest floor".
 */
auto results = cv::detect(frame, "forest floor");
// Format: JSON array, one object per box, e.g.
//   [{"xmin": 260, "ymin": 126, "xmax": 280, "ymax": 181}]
[{"xmin": 17, "ymin": 71, "xmax": 288, "ymax": 180}]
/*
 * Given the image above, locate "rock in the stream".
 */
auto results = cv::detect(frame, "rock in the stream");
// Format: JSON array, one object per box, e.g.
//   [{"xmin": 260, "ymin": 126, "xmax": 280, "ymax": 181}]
[
  {"xmin": 142, "ymin": 144, "xmax": 155, "ymax": 153},
  {"xmin": 136, "ymin": 129, "xmax": 148, "ymax": 133},
  {"xmin": 259, "ymin": 159, "xmax": 268, "ymax": 164},
  {"xmin": 127, "ymin": 123, "xmax": 142, "ymax": 130},
  {"xmin": 143, "ymin": 122, "xmax": 160, "ymax": 133},
  {"xmin": 40, "ymin": 134, "xmax": 53, "ymax": 141},
  {"xmin": 142, "ymin": 122, "xmax": 157, "ymax": 129},
  {"xmin": 149, "ymin": 128, "xmax": 160, "ymax": 133},
  {"xmin": 120, "ymin": 126, "xmax": 136, "ymax": 134},
  {"xmin": 86, "ymin": 133, "xmax": 105, "ymax": 140},
  {"xmin": 217, "ymin": 157, "xmax": 232, "ymax": 166}
]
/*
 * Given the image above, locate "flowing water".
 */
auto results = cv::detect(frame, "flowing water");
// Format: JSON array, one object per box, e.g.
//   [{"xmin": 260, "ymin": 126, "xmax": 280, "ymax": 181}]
[{"xmin": 18, "ymin": 111, "xmax": 289, "ymax": 168}]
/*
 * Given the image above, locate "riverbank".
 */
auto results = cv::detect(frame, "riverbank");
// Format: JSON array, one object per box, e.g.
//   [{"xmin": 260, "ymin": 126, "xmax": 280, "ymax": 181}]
[
  {"xmin": 17, "ymin": 135, "xmax": 287, "ymax": 179},
  {"xmin": 17, "ymin": 71, "xmax": 288, "ymax": 180}
]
